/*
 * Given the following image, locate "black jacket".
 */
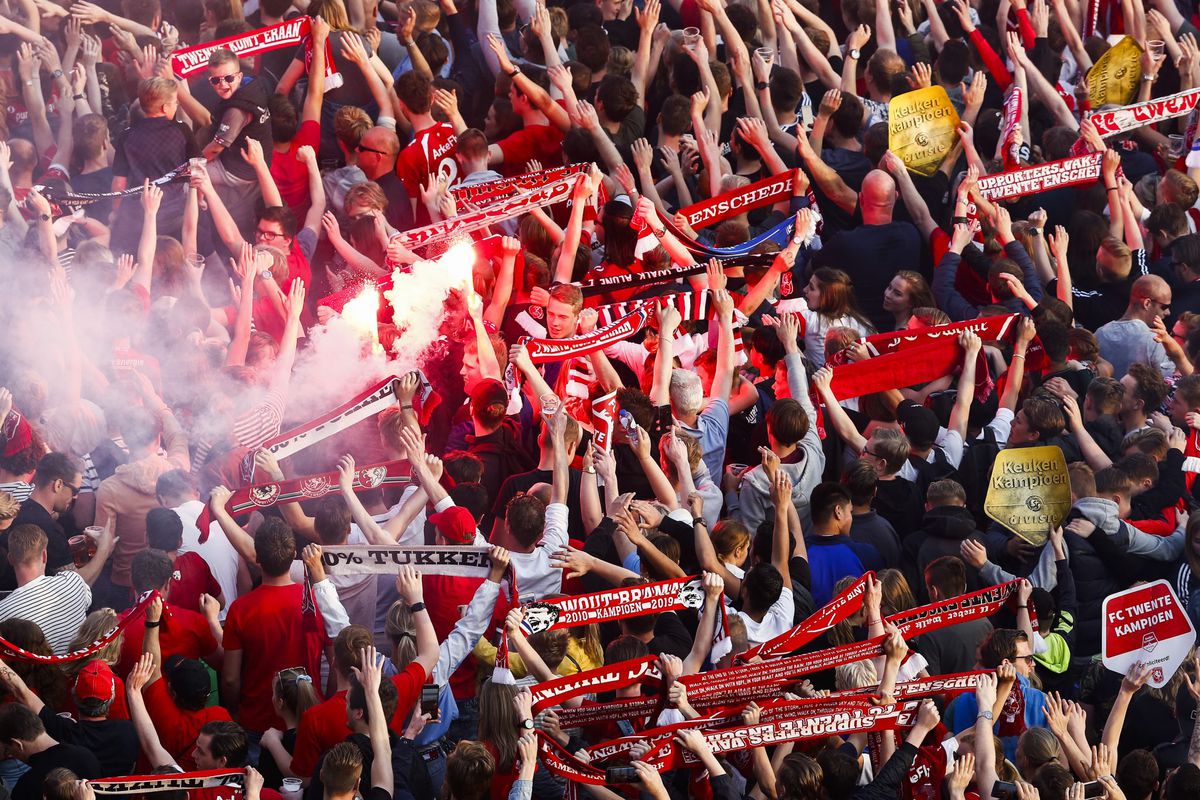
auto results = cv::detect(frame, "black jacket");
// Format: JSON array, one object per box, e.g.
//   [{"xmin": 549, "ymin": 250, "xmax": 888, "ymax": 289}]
[{"xmin": 902, "ymin": 505, "xmax": 987, "ymax": 603}]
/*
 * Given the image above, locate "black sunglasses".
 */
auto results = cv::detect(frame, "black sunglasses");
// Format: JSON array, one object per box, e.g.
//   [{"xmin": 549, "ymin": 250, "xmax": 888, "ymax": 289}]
[
  {"xmin": 355, "ymin": 143, "xmax": 388, "ymax": 157},
  {"xmin": 208, "ymin": 74, "xmax": 239, "ymax": 86}
]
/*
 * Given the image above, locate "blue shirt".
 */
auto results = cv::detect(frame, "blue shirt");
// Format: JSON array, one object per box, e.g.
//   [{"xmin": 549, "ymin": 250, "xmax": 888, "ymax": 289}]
[{"xmin": 947, "ymin": 673, "xmax": 1047, "ymax": 761}]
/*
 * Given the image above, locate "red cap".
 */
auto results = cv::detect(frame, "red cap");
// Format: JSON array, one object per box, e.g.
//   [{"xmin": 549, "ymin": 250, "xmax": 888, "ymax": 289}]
[
  {"xmin": 2, "ymin": 411, "xmax": 31, "ymax": 458},
  {"xmin": 428, "ymin": 506, "xmax": 477, "ymax": 545},
  {"xmin": 74, "ymin": 660, "xmax": 116, "ymax": 702}
]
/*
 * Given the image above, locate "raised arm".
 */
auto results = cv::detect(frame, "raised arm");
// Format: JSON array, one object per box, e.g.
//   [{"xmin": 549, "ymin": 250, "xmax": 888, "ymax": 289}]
[
  {"xmin": 811, "ymin": 367, "xmax": 868, "ymax": 453},
  {"xmin": 949, "ymin": 332, "xmax": 982, "ymax": 442},
  {"xmin": 125, "ymin": 653, "xmax": 176, "ymax": 768}
]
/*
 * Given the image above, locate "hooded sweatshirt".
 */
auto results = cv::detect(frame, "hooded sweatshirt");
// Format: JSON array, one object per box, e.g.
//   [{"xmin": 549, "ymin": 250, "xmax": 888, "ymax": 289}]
[
  {"xmin": 95, "ymin": 411, "xmax": 190, "ymax": 589},
  {"xmin": 902, "ymin": 505, "xmax": 986, "ymax": 603}
]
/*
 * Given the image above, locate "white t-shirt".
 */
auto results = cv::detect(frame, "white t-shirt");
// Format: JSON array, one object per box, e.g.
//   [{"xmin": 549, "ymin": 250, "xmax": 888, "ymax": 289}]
[
  {"xmin": 509, "ymin": 503, "xmax": 569, "ymax": 602},
  {"xmin": 737, "ymin": 586, "xmax": 795, "ymax": 647},
  {"xmin": 174, "ymin": 499, "xmax": 241, "ymax": 619}
]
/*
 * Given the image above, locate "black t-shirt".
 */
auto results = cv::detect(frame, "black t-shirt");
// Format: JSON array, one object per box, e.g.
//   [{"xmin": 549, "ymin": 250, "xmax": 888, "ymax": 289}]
[
  {"xmin": 489, "ymin": 467, "xmax": 585, "ymax": 540},
  {"xmin": 12, "ymin": 743, "xmax": 101, "ymax": 800},
  {"xmin": 214, "ymin": 78, "xmax": 274, "ymax": 181},
  {"xmin": 1, "ymin": 500, "xmax": 74, "ymax": 590},
  {"xmin": 37, "ymin": 708, "xmax": 138, "ymax": 777},
  {"xmin": 812, "ymin": 221, "xmax": 923, "ymax": 333},
  {"xmin": 113, "ymin": 116, "xmax": 199, "ymax": 184}
]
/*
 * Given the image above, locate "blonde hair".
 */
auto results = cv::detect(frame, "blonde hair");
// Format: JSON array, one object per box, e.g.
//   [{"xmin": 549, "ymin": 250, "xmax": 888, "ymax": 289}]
[
  {"xmin": 835, "ymin": 659, "xmax": 878, "ymax": 691},
  {"xmin": 66, "ymin": 609, "xmax": 122, "ymax": 678},
  {"xmin": 0, "ymin": 492, "xmax": 18, "ymax": 522}
]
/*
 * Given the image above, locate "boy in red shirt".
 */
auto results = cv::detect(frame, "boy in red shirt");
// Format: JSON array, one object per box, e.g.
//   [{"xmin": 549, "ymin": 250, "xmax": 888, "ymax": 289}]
[
  {"xmin": 116, "ymin": 550, "xmax": 220, "ymax": 677},
  {"xmin": 146, "ymin": 507, "xmax": 223, "ymax": 615}
]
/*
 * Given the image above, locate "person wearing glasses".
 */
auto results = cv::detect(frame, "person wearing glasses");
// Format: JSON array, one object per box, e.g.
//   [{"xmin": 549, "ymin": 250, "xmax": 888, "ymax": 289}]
[
  {"xmin": 7, "ymin": 452, "xmax": 89, "ymax": 582},
  {"xmin": 0, "ymin": 524, "xmax": 108, "ymax": 654},
  {"xmin": 1095, "ymin": 275, "xmax": 1178, "ymax": 380},
  {"xmin": 195, "ymin": 49, "xmax": 276, "ymax": 227}
]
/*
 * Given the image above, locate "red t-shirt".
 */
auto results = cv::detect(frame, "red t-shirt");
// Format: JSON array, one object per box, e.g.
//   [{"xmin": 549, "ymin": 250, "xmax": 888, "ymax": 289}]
[
  {"xmin": 271, "ymin": 120, "xmax": 322, "ymax": 220},
  {"xmin": 168, "ymin": 552, "xmax": 222, "ymax": 614},
  {"xmin": 422, "ymin": 575, "xmax": 511, "ymax": 701},
  {"xmin": 386, "ymin": 662, "xmax": 428, "ymax": 735},
  {"xmin": 483, "ymin": 740, "xmax": 522, "ymax": 800},
  {"xmin": 223, "ymin": 583, "xmax": 328, "ymax": 732},
  {"xmin": 496, "ymin": 125, "xmax": 564, "ymax": 175},
  {"xmin": 116, "ymin": 604, "xmax": 218, "ymax": 679},
  {"xmin": 396, "ymin": 122, "xmax": 461, "ymax": 196},
  {"xmin": 288, "ymin": 690, "xmax": 349, "ymax": 778},
  {"xmin": 144, "ymin": 677, "xmax": 232, "ymax": 769}
]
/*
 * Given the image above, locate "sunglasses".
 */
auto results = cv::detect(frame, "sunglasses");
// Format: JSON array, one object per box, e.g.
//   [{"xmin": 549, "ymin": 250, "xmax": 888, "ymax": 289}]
[
  {"xmin": 208, "ymin": 74, "xmax": 240, "ymax": 86},
  {"xmin": 355, "ymin": 143, "xmax": 388, "ymax": 157},
  {"xmin": 64, "ymin": 483, "xmax": 81, "ymax": 497}
]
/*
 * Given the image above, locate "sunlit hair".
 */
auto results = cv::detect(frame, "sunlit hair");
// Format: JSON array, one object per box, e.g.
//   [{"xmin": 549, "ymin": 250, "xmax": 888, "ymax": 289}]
[{"xmin": 808, "ymin": 268, "xmax": 875, "ymax": 332}]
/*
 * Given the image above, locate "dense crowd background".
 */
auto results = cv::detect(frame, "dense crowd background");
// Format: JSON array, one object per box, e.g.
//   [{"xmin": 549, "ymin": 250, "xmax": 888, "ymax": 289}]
[{"xmin": 1, "ymin": 0, "xmax": 1200, "ymax": 799}]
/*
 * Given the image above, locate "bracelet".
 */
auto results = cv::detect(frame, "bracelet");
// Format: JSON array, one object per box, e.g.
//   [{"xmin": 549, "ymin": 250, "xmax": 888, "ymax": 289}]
[
  {"xmin": 1106, "ymin": 186, "xmax": 1118, "ymax": 192},
  {"xmin": 144, "ymin": 620, "xmax": 161, "ymax": 628},
  {"xmin": 1141, "ymin": 73, "xmax": 1155, "ymax": 81},
  {"xmin": 952, "ymin": 215, "xmax": 969, "ymax": 224},
  {"xmin": 1012, "ymin": 353, "xmax": 1026, "ymax": 360},
  {"xmin": 1017, "ymin": 604, "xmax": 1028, "ymax": 608},
  {"xmin": 868, "ymin": 619, "xmax": 882, "ymax": 625},
  {"xmin": 583, "ymin": 466, "xmax": 596, "ymax": 474},
  {"xmin": 401, "ymin": 403, "xmax": 414, "ymax": 410}
]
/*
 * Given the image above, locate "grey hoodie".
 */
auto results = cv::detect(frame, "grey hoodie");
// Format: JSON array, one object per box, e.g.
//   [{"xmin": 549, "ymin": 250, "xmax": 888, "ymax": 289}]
[{"xmin": 1073, "ymin": 496, "xmax": 1184, "ymax": 561}]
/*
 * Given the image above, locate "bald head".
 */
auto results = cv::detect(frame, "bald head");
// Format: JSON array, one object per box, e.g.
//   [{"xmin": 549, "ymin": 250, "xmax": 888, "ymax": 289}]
[
  {"xmin": 1129, "ymin": 274, "xmax": 1171, "ymax": 321},
  {"xmin": 357, "ymin": 127, "xmax": 400, "ymax": 178},
  {"xmin": 860, "ymin": 170, "xmax": 897, "ymax": 222}
]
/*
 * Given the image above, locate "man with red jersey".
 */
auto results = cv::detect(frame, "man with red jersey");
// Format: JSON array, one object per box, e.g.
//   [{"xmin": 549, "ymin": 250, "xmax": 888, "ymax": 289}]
[
  {"xmin": 210, "ymin": 514, "xmax": 329, "ymax": 734},
  {"xmin": 394, "ymin": 72, "xmax": 459, "ymax": 225},
  {"xmin": 115, "ymin": 551, "xmax": 219, "ymax": 678}
]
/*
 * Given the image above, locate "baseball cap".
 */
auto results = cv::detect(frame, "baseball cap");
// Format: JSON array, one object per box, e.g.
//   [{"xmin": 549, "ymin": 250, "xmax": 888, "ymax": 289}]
[
  {"xmin": 74, "ymin": 660, "xmax": 116, "ymax": 702},
  {"xmin": 164, "ymin": 655, "xmax": 212, "ymax": 707},
  {"xmin": 896, "ymin": 400, "xmax": 940, "ymax": 449},
  {"xmin": 2, "ymin": 410, "xmax": 31, "ymax": 457},
  {"xmin": 428, "ymin": 506, "xmax": 477, "ymax": 545},
  {"xmin": 469, "ymin": 380, "xmax": 509, "ymax": 419}
]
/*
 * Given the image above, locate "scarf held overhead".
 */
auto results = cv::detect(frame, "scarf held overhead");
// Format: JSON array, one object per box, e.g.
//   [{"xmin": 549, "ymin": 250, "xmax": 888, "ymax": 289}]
[
  {"xmin": 171, "ymin": 17, "xmax": 340, "ymax": 89},
  {"xmin": 197, "ymin": 459, "xmax": 410, "ymax": 542}
]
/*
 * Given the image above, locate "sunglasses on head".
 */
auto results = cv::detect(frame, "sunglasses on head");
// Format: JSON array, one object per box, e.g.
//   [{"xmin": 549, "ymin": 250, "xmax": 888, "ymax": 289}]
[{"xmin": 209, "ymin": 74, "xmax": 239, "ymax": 86}]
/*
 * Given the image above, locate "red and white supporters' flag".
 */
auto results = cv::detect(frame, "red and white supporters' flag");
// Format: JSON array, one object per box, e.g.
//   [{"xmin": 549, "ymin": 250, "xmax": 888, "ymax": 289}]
[
  {"xmin": 1088, "ymin": 87, "xmax": 1200, "ymax": 138},
  {"xmin": 171, "ymin": 18, "xmax": 340, "ymax": 89},
  {"xmin": 91, "ymin": 769, "xmax": 244, "ymax": 796},
  {"xmin": 976, "ymin": 153, "xmax": 1103, "ymax": 201},
  {"xmin": 1102, "ymin": 579, "xmax": 1196, "ymax": 687}
]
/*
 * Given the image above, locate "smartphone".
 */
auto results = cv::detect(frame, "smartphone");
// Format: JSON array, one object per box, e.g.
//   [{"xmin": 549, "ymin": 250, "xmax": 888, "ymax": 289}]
[
  {"xmin": 604, "ymin": 766, "xmax": 641, "ymax": 785},
  {"xmin": 618, "ymin": 409, "xmax": 639, "ymax": 447},
  {"xmin": 420, "ymin": 684, "xmax": 440, "ymax": 720},
  {"xmin": 1080, "ymin": 783, "xmax": 1106, "ymax": 799},
  {"xmin": 992, "ymin": 781, "xmax": 1017, "ymax": 800}
]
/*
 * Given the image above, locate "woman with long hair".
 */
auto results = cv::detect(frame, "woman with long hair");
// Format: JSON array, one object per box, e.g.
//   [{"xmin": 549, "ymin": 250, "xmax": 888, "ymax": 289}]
[
  {"xmin": 883, "ymin": 270, "xmax": 935, "ymax": 330},
  {"xmin": 476, "ymin": 680, "xmax": 521, "ymax": 800},
  {"xmin": 379, "ymin": 549, "xmax": 511, "ymax": 795},
  {"xmin": 258, "ymin": 666, "xmax": 320, "ymax": 788},
  {"xmin": 778, "ymin": 267, "xmax": 875, "ymax": 367},
  {"xmin": 0, "ymin": 619, "xmax": 68, "ymax": 712}
]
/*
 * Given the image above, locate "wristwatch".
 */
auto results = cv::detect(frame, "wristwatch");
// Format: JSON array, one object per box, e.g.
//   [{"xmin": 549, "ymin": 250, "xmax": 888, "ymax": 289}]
[
  {"xmin": 408, "ymin": 601, "xmax": 427, "ymax": 614},
  {"xmin": 755, "ymin": 80, "xmax": 768, "ymax": 91},
  {"xmin": 518, "ymin": 718, "xmax": 535, "ymax": 730},
  {"xmin": 52, "ymin": 69, "xmax": 64, "ymax": 80},
  {"xmin": 848, "ymin": 48, "xmax": 861, "ymax": 60},
  {"xmin": 508, "ymin": 65, "xmax": 521, "ymax": 78},
  {"xmin": 977, "ymin": 710, "xmax": 994, "ymax": 720}
]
